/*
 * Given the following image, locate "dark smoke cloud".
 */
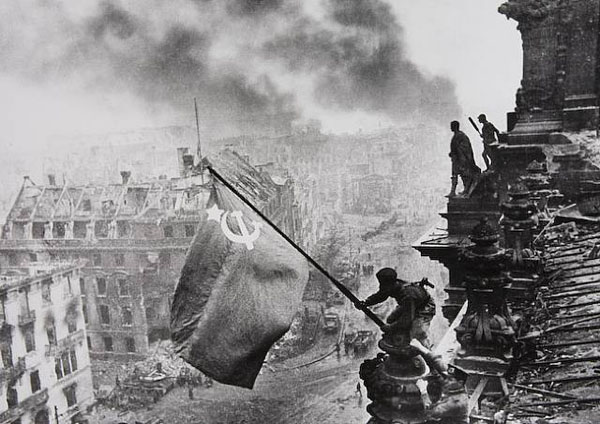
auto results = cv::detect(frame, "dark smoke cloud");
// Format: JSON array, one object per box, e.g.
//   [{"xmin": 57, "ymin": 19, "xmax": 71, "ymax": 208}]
[
  {"xmin": 330, "ymin": 0, "xmax": 397, "ymax": 30},
  {"xmin": 0, "ymin": 0, "xmax": 460, "ymax": 136},
  {"xmin": 227, "ymin": 0, "xmax": 284, "ymax": 16},
  {"xmin": 89, "ymin": 1, "xmax": 137, "ymax": 39},
  {"xmin": 264, "ymin": 0, "xmax": 459, "ymax": 122}
]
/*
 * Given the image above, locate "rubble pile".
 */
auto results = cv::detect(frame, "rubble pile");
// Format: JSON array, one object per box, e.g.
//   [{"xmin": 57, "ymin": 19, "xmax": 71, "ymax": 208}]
[
  {"xmin": 509, "ymin": 222, "xmax": 600, "ymax": 423},
  {"xmin": 131, "ymin": 341, "xmax": 198, "ymax": 377}
]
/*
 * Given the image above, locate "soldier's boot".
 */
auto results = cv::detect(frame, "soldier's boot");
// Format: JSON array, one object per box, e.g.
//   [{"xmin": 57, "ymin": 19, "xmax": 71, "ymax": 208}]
[
  {"xmin": 446, "ymin": 177, "xmax": 458, "ymax": 198},
  {"xmin": 482, "ymin": 152, "xmax": 491, "ymax": 171},
  {"xmin": 410, "ymin": 339, "xmax": 448, "ymax": 377}
]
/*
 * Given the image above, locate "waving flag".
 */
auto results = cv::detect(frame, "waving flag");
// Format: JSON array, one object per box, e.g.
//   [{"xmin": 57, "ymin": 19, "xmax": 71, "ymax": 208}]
[{"xmin": 170, "ymin": 174, "xmax": 309, "ymax": 389}]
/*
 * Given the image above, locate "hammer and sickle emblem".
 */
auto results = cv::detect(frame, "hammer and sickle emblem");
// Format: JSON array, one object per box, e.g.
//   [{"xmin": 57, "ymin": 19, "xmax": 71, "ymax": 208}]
[{"xmin": 220, "ymin": 211, "xmax": 262, "ymax": 250}]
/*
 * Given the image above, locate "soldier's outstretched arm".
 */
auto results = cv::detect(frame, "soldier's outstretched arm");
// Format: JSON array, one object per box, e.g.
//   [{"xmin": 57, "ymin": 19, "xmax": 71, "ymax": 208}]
[{"xmin": 363, "ymin": 290, "xmax": 389, "ymax": 307}]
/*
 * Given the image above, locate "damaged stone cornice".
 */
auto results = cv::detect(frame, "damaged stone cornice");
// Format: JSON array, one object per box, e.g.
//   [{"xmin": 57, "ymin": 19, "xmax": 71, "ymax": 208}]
[{"xmin": 498, "ymin": 0, "xmax": 559, "ymax": 24}]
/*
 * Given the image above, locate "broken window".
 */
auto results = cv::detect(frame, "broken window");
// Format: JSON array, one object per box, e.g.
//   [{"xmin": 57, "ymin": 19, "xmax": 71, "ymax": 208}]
[
  {"xmin": 122, "ymin": 306, "xmax": 133, "ymax": 326},
  {"xmin": 185, "ymin": 224, "xmax": 196, "ymax": 238},
  {"xmin": 117, "ymin": 221, "xmax": 131, "ymax": 238},
  {"xmin": 34, "ymin": 409, "xmax": 49, "ymax": 424},
  {"xmin": 82, "ymin": 199, "xmax": 92, "ymax": 211},
  {"xmin": 55, "ymin": 357, "xmax": 63, "ymax": 379},
  {"xmin": 69, "ymin": 348, "xmax": 77, "ymax": 371},
  {"xmin": 96, "ymin": 277, "xmax": 107, "ymax": 296},
  {"xmin": 94, "ymin": 220, "xmax": 109, "ymax": 238},
  {"xmin": 30, "ymin": 370, "xmax": 41, "ymax": 392},
  {"xmin": 86, "ymin": 337, "xmax": 92, "ymax": 351},
  {"xmin": 79, "ymin": 278, "xmax": 86, "ymax": 296},
  {"xmin": 146, "ymin": 306, "xmax": 156, "ymax": 323},
  {"xmin": 92, "ymin": 254, "xmax": 102, "ymax": 267},
  {"xmin": 55, "ymin": 350, "xmax": 78, "ymax": 380},
  {"xmin": 82, "ymin": 303, "xmax": 88, "ymax": 324},
  {"xmin": 99, "ymin": 305, "xmax": 110, "ymax": 324},
  {"xmin": 24, "ymin": 327, "xmax": 35, "ymax": 352},
  {"xmin": 118, "ymin": 279, "xmax": 130, "ymax": 297},
  {"xmin": 73, "ymin": 221, "xmax": 87, "ymax": 239},
  {"xmin": 8, "ymin": 253, "xmax": 17, "ymax": 266},
  {"xmin": 103, "ymin": 336, "xmax": 113, "ymax": 352},
  {"xmin": 53, "ymin": 221, "xmax": 65, "ymax": 238},
  {"xmin": 64, "ymin": 384, "xmax": 77, "ymax": 407},
  {"xmin": 6, "ymin": 386, "xmax": 18, "ymax": 408},
  {"xmin": 66, "ymin": 273, "xmax": 72, "ymax": 295},
  {"xmin": 125, "ymin": 337, "xmax": 136, "ymax": 353},
  {"xmin": 159, "ymin": 252, "xmax": 171, "ymax": 268},
  {"xmin": 62, "ymin": 351, "xmax": 72, "ymax": 375},
  {"xmin": 114, "ymin": 253, "xmax": 125, "ymax": 267},
  {"xmin": 32, "ymin": 222, "xmax": 44, "ymax": 239},
  {"xmin": 46, "ymin": 325, "xmax": 57, "ymax": 345},
  {"xmin": 41, "ymin": 281, "xmax": 52, "ymax": 304},
  {"xmin": 0, "ymin": 297, "xmax": 5, "ymax": 322},
  {"xmin": 1, "ymin": 343, "xmax": 13, "ymax": 367},
  {"xmin": 163, "ymin": 225, "xmax": 174, "ymax": 238},
  {"xmin": 67, "ymin": 319, "xmax": 77, "ymax": 334},
  {"xmin": 29, "ymin": 253, "xmax": 37, "ymax": 262}
]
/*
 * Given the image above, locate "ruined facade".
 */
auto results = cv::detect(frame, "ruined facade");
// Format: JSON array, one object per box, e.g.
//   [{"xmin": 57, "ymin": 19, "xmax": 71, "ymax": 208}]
[
  {"xmin": 0, "ymin": 150, "xmax": 300, "ymax": 360},
  {"xmin": 0, "ymin": 262, "xmax": 93, "ymax": 424}
]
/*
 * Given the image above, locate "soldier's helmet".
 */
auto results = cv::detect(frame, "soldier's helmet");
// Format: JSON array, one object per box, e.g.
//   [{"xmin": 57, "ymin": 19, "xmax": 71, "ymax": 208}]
[
  {"xmin": 375, "ymin": 268, "xmax": 397, "ymax": 286},
  {"xmin": 478, "ymin": 113, "xmax": 487, "ymax": 121}
]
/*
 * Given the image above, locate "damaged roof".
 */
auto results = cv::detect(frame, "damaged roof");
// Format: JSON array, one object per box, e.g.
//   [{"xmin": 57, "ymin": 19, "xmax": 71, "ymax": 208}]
[
  {"xmin": 511, "ymin": 222, "xmax": 600, "ymax": 423},
  {"xmin": 4, "ymin": 149, "xmax": 279, "ymax": 224}
]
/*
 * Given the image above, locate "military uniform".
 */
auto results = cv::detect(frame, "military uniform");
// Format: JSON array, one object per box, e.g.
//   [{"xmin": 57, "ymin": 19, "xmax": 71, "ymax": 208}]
[
  {"xmin": 481, "ymin": 120, "xmax": 499, "ymax": 170},
  {"xmin": 364, "ymin": 279, "xmax": 435, "ymax": 347},
  {"xmin": 449, "ymin": 130, "xmax": 480, "ymax": 196}
]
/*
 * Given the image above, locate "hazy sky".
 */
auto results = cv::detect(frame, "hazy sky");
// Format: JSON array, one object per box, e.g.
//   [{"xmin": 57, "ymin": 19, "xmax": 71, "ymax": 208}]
[
  {"xmin": 393, "ymin": 0, "xmax": 521, "ymax": 133},
  {"xmin": 0, "ymin": 0, "xmax": 522, "ymax": 152}
]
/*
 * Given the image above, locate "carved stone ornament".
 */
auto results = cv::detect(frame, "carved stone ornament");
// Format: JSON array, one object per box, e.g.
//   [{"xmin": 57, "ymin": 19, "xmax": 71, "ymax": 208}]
[{"xmin": 498, "ymin": 0, "xmax": 558, "ymax": 23}]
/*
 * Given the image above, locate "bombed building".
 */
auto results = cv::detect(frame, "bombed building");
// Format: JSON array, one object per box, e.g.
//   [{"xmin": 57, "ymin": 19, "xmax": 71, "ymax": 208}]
[
  {"xmin": 0, "ymin": 150, "xmax": 300, "ymax": 361},
  {"xmin": 0, "ymin": 262, "xmax": 93, "ymax": 424}
]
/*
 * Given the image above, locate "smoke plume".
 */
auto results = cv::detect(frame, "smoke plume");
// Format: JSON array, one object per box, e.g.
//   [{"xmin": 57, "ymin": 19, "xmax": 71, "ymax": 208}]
[{"xmin": 0, "ymin": 0, "xmax": 460, "ymax": 140}]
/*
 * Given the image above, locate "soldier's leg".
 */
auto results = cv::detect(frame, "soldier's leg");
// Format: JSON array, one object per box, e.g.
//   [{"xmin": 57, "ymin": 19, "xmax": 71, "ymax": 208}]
[
  {"xmin": 411, "ymin": 315, "xmax": 433, "ymax": 348},
  {"xmin": 448, "ymin": 176, "xmax": 458, "ymax": 197},
  {"xmin": 386, "ymin": 306, "xmax": 403, "ymax": 324},
  {"xmin": 448, "ymin": 162, "xmax": 459, "ymax": 197},
  {"xmin": 482, "ymin": 150, "xmax": 491, "ymax": 170}
]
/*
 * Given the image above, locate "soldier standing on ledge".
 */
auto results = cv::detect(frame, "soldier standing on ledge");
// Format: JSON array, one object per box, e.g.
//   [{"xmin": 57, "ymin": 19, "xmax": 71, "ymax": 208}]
[
  {"xmin": 358, "ymin": 268, "xmax": 436, "ymax": 347},
  {"xmin": 478, "ymin": 113, "xmax": 500, "ymax": 171},
  {"xmin": 448, "ymin": 120, "xmax": 480, "ymax": 198}
]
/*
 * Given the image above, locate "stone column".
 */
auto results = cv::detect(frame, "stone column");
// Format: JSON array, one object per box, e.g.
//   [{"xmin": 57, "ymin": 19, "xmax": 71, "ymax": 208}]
[
  {"xmin": 500, "ymin": 181, "xmax": 541, "ymax": 299},
  {"xmin": 454, "ymin": 219, "xmax": 516, "ymax": 397},
  {"xmin": 500, "ymin": 180, "xmax": 537, "ymax": 259}
]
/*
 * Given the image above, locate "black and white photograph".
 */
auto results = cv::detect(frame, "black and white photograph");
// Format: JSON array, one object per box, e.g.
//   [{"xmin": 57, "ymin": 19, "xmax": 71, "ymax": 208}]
[{"xmin": 1, "ymin": 0, "xmax": 599, "ymax": 423}]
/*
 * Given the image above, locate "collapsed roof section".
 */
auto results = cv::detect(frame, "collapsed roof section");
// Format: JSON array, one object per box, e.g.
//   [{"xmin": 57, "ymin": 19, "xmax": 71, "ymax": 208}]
[{"xmin": 4, "ymin": 149, "xmax": 284, "ymax": 226}]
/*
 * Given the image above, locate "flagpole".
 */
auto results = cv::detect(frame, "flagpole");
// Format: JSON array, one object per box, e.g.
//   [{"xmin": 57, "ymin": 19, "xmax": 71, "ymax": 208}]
[{"xmin": 206, "ymin": 165, "xmax": 385, "ymax": 328}]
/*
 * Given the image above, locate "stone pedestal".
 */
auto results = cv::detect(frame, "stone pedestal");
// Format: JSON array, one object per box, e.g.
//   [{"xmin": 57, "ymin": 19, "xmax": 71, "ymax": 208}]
[
  {"xmin": 360, "ymin": 322, "xmax": 430, "ymax": 423},
  {"xmin": 500, "ymin": 181, "xmax": 538, "ymax": 256},
  {"xmin": 500, "ymin": 180, "xmax": 542, "ymax": 300},
  {"xmin": 454, "ymin": 219, "xmax": 516, "ymax": 399}
]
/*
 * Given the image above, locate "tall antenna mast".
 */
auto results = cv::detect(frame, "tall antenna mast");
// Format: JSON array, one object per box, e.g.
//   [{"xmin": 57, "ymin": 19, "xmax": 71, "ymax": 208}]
[{"xmin": 194, "ymin": 97, "xmax": 204, "ymax": 183}]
